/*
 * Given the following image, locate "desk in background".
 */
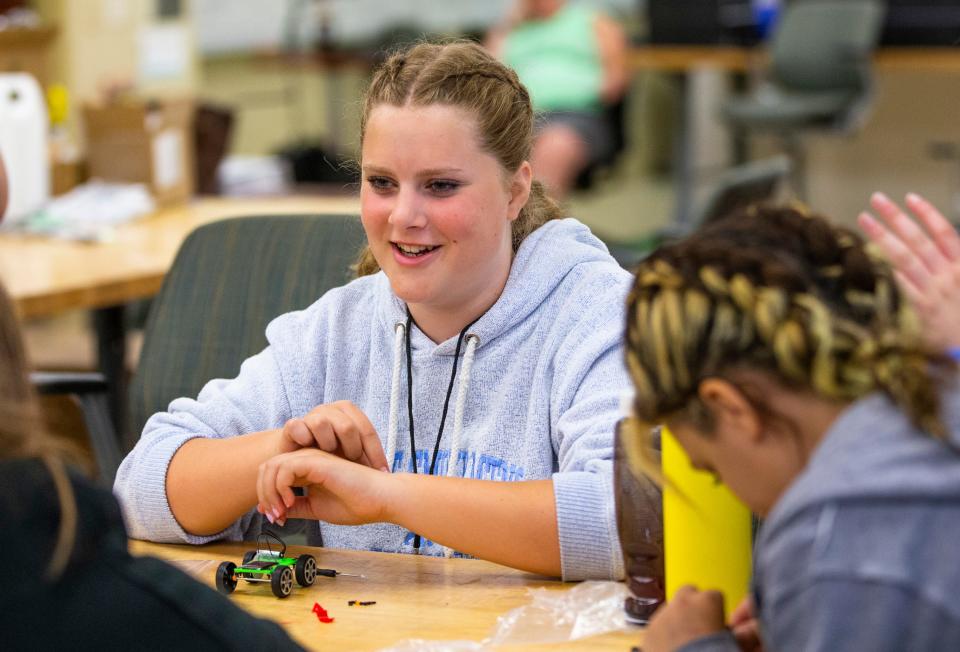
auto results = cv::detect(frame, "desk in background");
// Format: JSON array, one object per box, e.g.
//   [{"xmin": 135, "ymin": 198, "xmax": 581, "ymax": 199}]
[
  {"xmin": 132, "ymin": 540, "xmax": 641, "ymax": 651},
  {"xmin": 0, "ymin": 196, "xmax": 360, "ymax": 436},
  {"xmin": 627, "ymin": 45, "xmax": 960, "ymax": 225}
]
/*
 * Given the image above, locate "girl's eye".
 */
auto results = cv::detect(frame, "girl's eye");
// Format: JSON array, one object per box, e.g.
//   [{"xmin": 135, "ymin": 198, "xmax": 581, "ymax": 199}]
[
  {"xmin": 366, "ymin": 176, "xmax": 394, "ymax": 192},
  {"xmin": 427, "ymin": 180, "xmax": 460, "ymax": 195}
]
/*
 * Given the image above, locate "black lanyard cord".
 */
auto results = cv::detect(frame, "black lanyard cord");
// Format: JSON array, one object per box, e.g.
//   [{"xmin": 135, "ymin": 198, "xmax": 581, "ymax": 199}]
[{"xmin": 404, "ymin": 306, "xmax": 480, "ymax": 551}]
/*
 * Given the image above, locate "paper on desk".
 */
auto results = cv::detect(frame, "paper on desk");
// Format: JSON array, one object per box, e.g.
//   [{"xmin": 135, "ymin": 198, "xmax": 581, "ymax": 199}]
[
  {"xmin": 17, "ymin": 181, "xmax": 155, "ymax": 242},
  {"xmin": 378, "ymin": 581, "xmax": 630, "ymax": 652}
]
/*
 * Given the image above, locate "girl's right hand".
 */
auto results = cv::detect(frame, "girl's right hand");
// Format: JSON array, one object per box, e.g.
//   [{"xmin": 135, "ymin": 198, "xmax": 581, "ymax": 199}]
[{"xmin": 277, "ymin": 400, "xmax": 390, "ymax": 472}]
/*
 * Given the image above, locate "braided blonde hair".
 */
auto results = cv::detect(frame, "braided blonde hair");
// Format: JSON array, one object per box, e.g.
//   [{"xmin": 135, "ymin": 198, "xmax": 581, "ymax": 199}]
[
  {"xmin": 354, "ymin": 40, "xmax": 561, "ymax": 276},
  {"xmin": 624, "ymin": 205, "xmax": 952, "ymax": 469}
]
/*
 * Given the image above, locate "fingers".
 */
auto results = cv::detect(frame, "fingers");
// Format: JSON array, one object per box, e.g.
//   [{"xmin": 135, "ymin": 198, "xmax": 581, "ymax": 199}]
[
  {"xmin": 870, "ymin": 192, "xmax": 947, "ymax": 276},
  {"xmin": 282, "ymin": 402, "xmax": 387, "ymax": 469},
  {"xmin": 905, "ymin": 193, "xmax": 960, "ymax": 262},
  {"xmin": 257, "ymin": 450, "xmax": 330, "ymax": 526},
  {"xmin": 859, "ymin": 209, "xmax": 934, "ymax": 291},
  {"xmin": 728, "ymin": 595, "xmax": 754, "ymax": 626},
  {"xmin": 307, "ymin": 406, "xmax": 359, "ymax": 459},
  {"xmin": 338, "ymin": 401, "xmax": 390, "ymax": 471}
]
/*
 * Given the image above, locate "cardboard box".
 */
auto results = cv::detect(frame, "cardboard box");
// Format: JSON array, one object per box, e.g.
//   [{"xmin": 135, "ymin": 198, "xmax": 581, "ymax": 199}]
[
  {"xmin": 83, "ymin": 99, "xmax": 195, "ymax": 206},
  {"xmin": 0, "ymin": 26, "xmax": 57, "ymax": 88}
]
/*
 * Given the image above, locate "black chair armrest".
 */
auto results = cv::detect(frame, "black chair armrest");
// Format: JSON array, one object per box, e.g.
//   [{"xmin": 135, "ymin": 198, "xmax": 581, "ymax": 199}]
[
  {"xmin": 32, "ymin": 371, "xmax": 108, "ymax": 396},
  {"xmin": 31, "ymin": 371, "xmax": 122, "ymax": 486}
]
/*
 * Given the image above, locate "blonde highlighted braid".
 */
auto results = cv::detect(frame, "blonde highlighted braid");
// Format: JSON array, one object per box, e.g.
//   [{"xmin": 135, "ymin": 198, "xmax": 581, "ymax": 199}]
[
  {"xmin": 354, "ymin": 41, "xmax": 561, "ymax": 277},
  {"xmin": 625, "ymin": 205, "xmax": 952, "ymax": 455}
]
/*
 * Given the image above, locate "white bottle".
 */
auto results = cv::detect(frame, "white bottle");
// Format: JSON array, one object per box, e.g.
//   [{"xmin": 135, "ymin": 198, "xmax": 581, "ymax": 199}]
[{"xmin": 0, "ymin": 73, "xmax": 50, "ymax": 225}]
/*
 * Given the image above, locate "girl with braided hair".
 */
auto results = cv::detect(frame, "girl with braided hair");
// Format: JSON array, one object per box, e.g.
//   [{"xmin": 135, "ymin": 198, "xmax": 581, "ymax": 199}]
[
  {"xmin": 625, "ymin": 205, "xmax": 960, "ymax": 652},
  {"xmin": 116, "ymin": 41, "xmax": 633, "ymax": 580}
]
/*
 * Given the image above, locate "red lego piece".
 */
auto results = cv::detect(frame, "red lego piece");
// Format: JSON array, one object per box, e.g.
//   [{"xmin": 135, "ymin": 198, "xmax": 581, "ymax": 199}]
[{"xmin": 312, "ymin": 602, "xmax": 335, "ymax": 623}]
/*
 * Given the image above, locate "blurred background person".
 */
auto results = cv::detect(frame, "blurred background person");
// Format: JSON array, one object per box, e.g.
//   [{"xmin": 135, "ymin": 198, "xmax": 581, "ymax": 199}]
[{"xmin": 487, "ymin": 0, "xmax": 628, "ymax": 200}]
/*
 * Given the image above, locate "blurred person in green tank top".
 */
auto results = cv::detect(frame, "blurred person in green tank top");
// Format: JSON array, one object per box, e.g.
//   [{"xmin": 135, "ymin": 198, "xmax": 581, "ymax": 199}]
[{"xmin": 487, "ymin": 0, "xmax": 628, "ymax": 200}]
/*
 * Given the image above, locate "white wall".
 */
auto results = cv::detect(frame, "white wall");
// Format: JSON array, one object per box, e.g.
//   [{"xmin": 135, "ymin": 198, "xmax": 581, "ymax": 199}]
[{"xmin": 195, "ymin": 0, "xmax": 638, "ymax": 55}]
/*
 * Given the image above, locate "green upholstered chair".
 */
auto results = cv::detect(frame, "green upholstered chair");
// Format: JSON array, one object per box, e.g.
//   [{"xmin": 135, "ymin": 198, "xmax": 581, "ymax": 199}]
[
  {"xmin": 127, "ymin": 213, "xmax": 366, "ymax": 443},
  {"xmin": 37, "ymin": 213, "xmax": 366, "ymax": 484},
  {"xmin": 722, "ymin": 0, "xmax": 886, "ymax": 199}
]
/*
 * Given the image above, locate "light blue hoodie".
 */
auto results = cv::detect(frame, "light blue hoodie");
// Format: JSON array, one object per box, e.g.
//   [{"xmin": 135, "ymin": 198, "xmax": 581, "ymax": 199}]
[{"xmin": 114, "ymin": 218, "xmax": 632, "ymax": 581}]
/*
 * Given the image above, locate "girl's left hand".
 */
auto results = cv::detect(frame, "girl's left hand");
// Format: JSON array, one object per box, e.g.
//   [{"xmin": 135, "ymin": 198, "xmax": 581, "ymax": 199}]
[
  {"xmin": 643, "ymin": 586, "xmax": 727, "ymax": 652},
  {"xmin": 257, "ymin": 449, "xmax": 395, "ymax": 527}
]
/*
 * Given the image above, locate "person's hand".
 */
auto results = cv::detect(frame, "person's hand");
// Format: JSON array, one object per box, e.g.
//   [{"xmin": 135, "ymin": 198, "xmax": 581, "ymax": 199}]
[
  {"xmin": 276, "ymin": 400, "xmax": 390, "ymax": 472},
  {"xmin": 257, "ymin": 448, "xmax": 395, "ymax": 527},
  {"xmin": 643, "ymin": 585, "xmax": 727, "ymax": 652},
  {"xmin": 729, "ymin": 595, "xmax": 764, "ymax": 652},
  {"xmin": 858, "ymin": 192, "xmax": 960, "ymax": 351}
]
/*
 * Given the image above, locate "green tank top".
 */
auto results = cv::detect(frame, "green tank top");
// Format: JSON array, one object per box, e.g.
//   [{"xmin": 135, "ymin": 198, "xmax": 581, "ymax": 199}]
[{"xmin": 503, "ymin": 4, "xmax": 603, "ymax": 113}]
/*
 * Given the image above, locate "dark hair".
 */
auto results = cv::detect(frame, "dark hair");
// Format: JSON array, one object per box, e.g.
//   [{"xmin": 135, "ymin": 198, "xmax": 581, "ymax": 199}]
[{"xmin": 355, "ymin": 40, "xmax": 561, "ymax": 276}]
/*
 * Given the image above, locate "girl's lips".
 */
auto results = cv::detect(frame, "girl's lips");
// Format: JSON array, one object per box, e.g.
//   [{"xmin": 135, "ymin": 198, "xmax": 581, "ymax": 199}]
[{"xmin": 391, "ymin": 242, "xmax": 442, "ymax": 267}]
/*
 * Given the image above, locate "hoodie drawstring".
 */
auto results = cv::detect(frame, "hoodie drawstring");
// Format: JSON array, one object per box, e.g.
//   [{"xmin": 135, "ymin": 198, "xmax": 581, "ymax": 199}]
[
  {"xmin": 388, "ymin": 309, "xmax": 480, "ymax": 554},
  {"xmin": 386, "ymin": 322, "xmax": 406, "ymax": 472}
]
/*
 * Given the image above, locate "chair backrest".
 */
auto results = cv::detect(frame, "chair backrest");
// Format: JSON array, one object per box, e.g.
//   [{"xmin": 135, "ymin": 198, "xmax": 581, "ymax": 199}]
[
  {"xmin": 127, "ymin": 214, "xmax": 366, "ymax": 439},
  {"xmin": 771, "ymin": 1, "xmax": 886, "ymax": 92},
  {"xmin": 696, "ymin": 155, "xmax": 791, "ymax": 228}
]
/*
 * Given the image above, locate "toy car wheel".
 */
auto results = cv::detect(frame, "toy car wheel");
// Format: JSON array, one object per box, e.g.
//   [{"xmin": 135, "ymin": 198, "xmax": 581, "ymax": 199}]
[
  {"xmin": 295, "ymin": 554, "xmax": 317, "ymax": 587},
  {"xmin": 271, "ymin": 565, "xmax": 294, "ymax": 598},
  {"xmin": 215, "ymin": 561, "xmax": 237, "ymax": 594},
  {"xmin": 242, "ymin": 550, "xmax": 256, "ymax": 565}
]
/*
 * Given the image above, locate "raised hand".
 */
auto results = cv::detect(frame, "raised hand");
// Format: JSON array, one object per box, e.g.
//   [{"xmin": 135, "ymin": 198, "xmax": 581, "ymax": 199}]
[{"xmin": 858, "ymin": 192, "xmax": 960, "ymax": 351}]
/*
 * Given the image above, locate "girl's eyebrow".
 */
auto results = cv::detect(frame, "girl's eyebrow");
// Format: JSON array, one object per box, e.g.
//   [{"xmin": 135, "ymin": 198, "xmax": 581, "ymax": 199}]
[{"xmin": 362, "ymin": 165, "xmax": 465, "ymax": 177}]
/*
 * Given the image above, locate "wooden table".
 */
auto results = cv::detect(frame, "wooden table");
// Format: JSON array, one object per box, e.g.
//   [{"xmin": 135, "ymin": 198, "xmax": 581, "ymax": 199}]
[
  {"xmin": 131, "ymin": 540, "xmax": 643, "ymax": 652},
  {"xmin": 0, "ymin": 195, "xmax": 360, "ymax": 432}
]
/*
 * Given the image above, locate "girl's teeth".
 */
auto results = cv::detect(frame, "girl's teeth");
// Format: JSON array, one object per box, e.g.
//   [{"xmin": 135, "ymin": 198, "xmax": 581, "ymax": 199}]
[{"xmin": 398, "ymin": 244, "xmax": 436, "ymax": 255}]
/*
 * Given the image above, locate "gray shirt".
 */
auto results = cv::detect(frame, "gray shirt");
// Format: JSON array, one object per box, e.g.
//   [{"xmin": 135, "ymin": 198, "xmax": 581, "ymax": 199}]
[{"xmin": 682, "ymin": 388, "xmax": 960, "ymax": 651}]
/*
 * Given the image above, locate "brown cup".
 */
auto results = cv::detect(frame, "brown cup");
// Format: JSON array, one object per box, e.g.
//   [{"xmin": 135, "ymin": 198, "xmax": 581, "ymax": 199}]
[{"xmin": 614, "ymin": 419, "xmax": 665, "ymax": 625}]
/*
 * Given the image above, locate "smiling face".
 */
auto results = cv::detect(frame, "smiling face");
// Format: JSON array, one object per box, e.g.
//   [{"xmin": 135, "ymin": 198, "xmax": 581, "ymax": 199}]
[{"xmin": 360, "ymin": 103, "xmax": 531, "ymax": 340}]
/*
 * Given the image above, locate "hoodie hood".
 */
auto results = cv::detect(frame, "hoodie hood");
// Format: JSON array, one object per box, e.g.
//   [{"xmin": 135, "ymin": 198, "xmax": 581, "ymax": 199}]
[
  {"xmin": 765, "ymin": 385, "xmax": 960, "ymax": 531},
  {"xmin": 376, "ymin": 218, "xmax": 618, "ymax": 354}
]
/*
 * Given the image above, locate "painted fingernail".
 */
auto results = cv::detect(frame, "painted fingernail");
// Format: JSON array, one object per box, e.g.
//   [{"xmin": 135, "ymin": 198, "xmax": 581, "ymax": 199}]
[
  {"xmin": 380, "ymin": 466, "xmax": 390, "ymax": 473},
  {"xmin": 266, "ymin": 512, "xmax": 275, "ymax": 524},
  {"xmin": 272, "ymin": 506, "xmax": 282, "ymax": 521},
  {"xmin": 906, "ymin": 192, "xmax": 921, "ymax": 203}
]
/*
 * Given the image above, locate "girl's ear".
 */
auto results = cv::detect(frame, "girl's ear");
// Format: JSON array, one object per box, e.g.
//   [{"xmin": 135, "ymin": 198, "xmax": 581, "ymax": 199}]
[
  {"xmin": 698, "ymin": 378, "xmax": 763, "ymax": 444},
  {"xmin": 507, "ymin": 161, "xmax": 533, "ymax": 222}
]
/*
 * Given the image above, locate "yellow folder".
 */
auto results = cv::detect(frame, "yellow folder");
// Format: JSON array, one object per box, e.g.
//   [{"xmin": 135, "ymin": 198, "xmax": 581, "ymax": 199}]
[{"xmin": 662, "ymin": 426, "xmax": 753, "ymax": 616}]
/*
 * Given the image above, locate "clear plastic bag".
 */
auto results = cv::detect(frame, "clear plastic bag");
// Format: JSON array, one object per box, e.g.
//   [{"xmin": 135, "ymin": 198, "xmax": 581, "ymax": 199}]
[{"xmin": 377, "ymin": 581, "xmax": 630, "ymax": 651}]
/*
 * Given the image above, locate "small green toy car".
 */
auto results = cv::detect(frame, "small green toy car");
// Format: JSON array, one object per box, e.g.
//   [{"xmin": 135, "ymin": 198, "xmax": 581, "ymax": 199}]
[{"xmin": 215, "ymin": 531, "xmax": 318, "ymax": 599}]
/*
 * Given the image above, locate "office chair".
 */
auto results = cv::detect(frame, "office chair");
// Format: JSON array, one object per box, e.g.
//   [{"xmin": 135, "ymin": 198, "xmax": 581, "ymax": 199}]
[
  {"xmin": 35, "ymin": 214, "xmax": 366, "ymax": 484},
  {"xmin": 722, "ymin": 0, "xmax": 886, "ymax": 199},
  {"xmin": 602, "ymin": 156, "xmax": 791, "ymax": 268}
]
